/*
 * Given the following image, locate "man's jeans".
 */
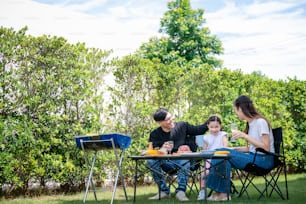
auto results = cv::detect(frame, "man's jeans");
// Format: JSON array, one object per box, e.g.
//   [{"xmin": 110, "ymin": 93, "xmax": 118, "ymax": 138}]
[{"xmin": 147, "ymin": 159, "xmax": 190, "ymax": 194}]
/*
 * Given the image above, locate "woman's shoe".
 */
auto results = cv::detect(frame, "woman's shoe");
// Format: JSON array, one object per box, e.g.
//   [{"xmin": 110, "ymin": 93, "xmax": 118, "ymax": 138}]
[
  {"xmin": 207, "ymin": 195, "xmax": 216, "ymax": 201},
  {"xmin": 214, "ymin": 195, "xmax": 231, "ymax": 201}
]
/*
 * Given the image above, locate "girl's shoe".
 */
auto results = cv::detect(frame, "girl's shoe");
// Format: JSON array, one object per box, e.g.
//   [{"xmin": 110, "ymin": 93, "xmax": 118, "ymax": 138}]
[{"xmin": 197, "ymin": 190, "xmax": 206, "ymax": 200}]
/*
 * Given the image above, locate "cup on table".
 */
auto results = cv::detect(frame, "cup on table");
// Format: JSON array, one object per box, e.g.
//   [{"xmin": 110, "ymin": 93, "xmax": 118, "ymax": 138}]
[
  {"xmin": 166, "ymin": 141, "xmax": 174, "ymax": 154},
  {"xmin": 230, "ymin": 123, "xmax": 238, "ymax": 143}
]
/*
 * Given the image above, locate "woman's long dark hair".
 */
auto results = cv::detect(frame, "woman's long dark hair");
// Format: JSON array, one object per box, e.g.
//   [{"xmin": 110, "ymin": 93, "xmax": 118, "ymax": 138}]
[{"xmin": 234, "ymin": 95, "xmax": 271, "ymax": 133}]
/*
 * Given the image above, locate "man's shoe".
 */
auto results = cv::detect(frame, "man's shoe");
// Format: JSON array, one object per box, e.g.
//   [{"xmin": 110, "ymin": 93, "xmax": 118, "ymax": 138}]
[
  {"xmin": 197, "ymin": 189, "xmax": 205, "ymax": 200},
  {"xmin": 175, "ymin": 191, "xmax": 189, "ymax": 201},
  {"xmin": 148, "ymin": 191, "xmax": 170, "ymax": 200}
]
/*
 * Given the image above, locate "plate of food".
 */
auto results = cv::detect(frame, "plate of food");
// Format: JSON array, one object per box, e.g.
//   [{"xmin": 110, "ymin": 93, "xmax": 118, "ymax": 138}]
[
  {"xmin": 214, "ymin": 150, "xmax": 230, "ymax": 156},
  {"xmin": 142, "ymin": 149, "xmax": 167, "ymax": 156},
  {"xmin": 179, "ymin": 152, "xmax": 201, "ymax": 156}
]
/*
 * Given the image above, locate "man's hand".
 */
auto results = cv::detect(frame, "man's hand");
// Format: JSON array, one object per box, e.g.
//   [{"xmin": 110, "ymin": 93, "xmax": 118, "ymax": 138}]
[{"xmin": 178, "ymin": 145, "xmax": 191, "ymax": 153}]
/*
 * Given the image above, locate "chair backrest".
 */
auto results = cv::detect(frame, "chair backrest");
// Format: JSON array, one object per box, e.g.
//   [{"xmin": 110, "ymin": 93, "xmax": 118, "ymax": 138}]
[
  {"xmin": 185, "ymin": 134, "xmax": 198, "ymax": 152},
  {"xmin": 272, "ymin": 127, "xmax": 283, "ymax": 155},
  {"xmin": 185, "ymin": 135, "xmax": 201, "ymax": 171}
]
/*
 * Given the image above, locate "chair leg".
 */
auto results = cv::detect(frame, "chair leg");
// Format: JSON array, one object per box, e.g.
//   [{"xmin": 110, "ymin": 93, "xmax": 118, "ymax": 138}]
[
  {"xmin": 265, "ymin": 168, "xmax": 286, "ymax": 200},
  {"xmin": 187, "ymin": 173, "xmax": 199, "ymax": 195},
  {"xmin": 284, "ymin": 164, "xmax": 289, "ymax": 200},
  {"xmin": 235, "ymin": 169, "xmax": 250, "ymax": 198},
  {"xmin": 236, "ymin": 168, "xmax": 266, "ymax": 199},
  {"xmin": 237, "ymin": 166, "xmax": 288, "ymax": 200},
  {"xmin": 166, "ymin": 173, "xmax": 177, "ymax": 192},
  {"xmin": 207, "ymin": 189, "xmax": 213, "ymax": 197},
  {"xmin": 231, "ymin": 180, "xmax": 239, "ymax": 195}
]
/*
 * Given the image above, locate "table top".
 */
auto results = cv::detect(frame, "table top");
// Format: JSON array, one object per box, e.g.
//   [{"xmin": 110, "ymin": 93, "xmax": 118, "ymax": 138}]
[{"xmin": 129, "ymin": 153, "xmax": 230, "ymax": 160}]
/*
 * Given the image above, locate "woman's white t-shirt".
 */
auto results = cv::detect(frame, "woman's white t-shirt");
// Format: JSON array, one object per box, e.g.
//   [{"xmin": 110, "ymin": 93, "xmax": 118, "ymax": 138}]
[{"xmin": 248, "ymin": 118, "xmax": 275, "ymax": 153}]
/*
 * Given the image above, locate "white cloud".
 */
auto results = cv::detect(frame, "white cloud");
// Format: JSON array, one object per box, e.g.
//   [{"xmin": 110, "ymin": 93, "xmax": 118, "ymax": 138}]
[
  {"xmin": 0, "ymin": 0, "xmax": 161, "ymax": 57},
  {"xmin": 245, "ymin": 1, "xmax": 296, "ymax": 16},
  {"xmin": 0, "ymin": 0, "xmax": 305, "ymax": 80},
  {"xmin": 206, "ymin": 0, "xmax": 306, "ymax": 80},
  {"xmin": 61, "ymin": 0, "xmax": 108, "ymax": 13}
]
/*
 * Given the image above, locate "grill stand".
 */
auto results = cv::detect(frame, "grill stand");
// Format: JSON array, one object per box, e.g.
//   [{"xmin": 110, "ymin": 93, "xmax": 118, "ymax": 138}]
[{"xmin": 80, "ymin": 138, "xmax": 128, "ymax": 204}]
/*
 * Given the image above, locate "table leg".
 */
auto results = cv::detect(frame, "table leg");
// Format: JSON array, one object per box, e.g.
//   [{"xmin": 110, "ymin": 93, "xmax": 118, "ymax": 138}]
[
  {"xmin": 203, "ymin": 159, "xmax": 207, "ymax": 204},
  {"xmin": 133, "ymin": 159, "xmax": 138, "ymax": 203},
  {"xmin": 225, "ymin": 159, "xmax": 230, "ymax": 201}
]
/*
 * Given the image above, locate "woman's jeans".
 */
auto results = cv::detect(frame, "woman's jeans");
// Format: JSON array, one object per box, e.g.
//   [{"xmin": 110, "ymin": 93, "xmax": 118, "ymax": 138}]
[
  {"xmin": 206, "ymin": 148, "xmax": 274, "ymax": 194},
  {"xmin": 147, "ymin": 159, "xmax": 190, "ymax": 194}
]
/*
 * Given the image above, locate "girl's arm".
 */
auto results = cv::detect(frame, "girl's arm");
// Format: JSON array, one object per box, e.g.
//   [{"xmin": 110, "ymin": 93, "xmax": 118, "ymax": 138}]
[
  {"xmin": 222, "ymin": 134, "xmax": 229, "ymax": 147},
  {"xmin": 202, "ymin": 142, "xmax": 208, "ymax": 150}
]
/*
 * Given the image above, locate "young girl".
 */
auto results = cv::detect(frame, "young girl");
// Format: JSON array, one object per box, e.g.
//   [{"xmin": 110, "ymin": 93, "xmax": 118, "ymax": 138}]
[{"xmin": 197, "ymin": 115, "xmax": 228, "ymax": 200}]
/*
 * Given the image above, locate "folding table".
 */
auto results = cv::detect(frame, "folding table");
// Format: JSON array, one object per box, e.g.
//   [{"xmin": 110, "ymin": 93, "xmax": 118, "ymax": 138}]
[
  {"xmin": 75, "ymin": 133, "xmax": 132, "ymax": 204},
  {"xmin": 129, "ymin": 153, "xmax": 231, "ymax": 203}
]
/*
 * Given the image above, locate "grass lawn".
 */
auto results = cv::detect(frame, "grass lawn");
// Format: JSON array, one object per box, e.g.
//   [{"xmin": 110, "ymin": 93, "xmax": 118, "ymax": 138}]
[{"xmin": 1, "ymin": 173, "xmax": 305, "ymax": 204}]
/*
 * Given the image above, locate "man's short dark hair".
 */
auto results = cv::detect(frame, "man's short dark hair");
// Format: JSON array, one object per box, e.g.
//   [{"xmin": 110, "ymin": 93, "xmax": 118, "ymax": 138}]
[{"xmin": 153, "ymin": 108, "xmax": 168, "ymax": 121}]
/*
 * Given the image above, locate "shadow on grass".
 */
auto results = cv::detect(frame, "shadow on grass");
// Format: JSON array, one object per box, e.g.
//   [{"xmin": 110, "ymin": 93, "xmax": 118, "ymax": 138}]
[{"xmin": 57, "ymin": 177, "xmax": 305, "ymax": 204}]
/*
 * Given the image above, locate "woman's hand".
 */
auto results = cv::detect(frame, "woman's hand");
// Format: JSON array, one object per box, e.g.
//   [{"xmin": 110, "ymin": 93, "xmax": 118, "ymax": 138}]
[
  {"xmin": 232, "ymin": 146, "xmax": 249, "ymax": 152},
  {"xmin": 232, "ymin": 130, "xmax": 246, "ymax": 140}
]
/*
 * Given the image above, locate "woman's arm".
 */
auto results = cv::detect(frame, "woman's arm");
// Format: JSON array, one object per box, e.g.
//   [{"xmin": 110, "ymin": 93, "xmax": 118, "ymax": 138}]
[
  {"xmin": 247, "ymin": 133, "xmax": 270, "ymax": 151},
  {"xmin": 232, "ymin": 130, "xmax": 270, "ymax": 151},
  {"xmin": 233, "ymin": 146, "xmax": 249, "ymax": 152}
]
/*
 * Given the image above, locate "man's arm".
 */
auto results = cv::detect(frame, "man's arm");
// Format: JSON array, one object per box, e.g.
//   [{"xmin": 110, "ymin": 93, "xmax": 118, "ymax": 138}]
[
  {"xmin": 148, "ymin": 142, "xmax": 154, "ymax": 150},
  {"xmin": 187, "ymin": 122, "xmax": 209, "ymax": 136}
]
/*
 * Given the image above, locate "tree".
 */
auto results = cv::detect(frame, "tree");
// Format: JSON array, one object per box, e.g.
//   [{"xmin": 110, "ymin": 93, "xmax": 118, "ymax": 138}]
[
  {"xmin": 283, "ymin": 78, "xmax": 306, "ymax": 171},
  {"xmin": 138, "ymin": 0, "xmax": 223, "ymax": 67},
  {"xmin": 0, "ymin": 26, "xmax": 112, "ymax": 195}
]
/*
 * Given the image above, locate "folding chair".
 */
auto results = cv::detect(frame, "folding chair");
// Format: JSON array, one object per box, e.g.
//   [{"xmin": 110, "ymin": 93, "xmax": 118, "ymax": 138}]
[
  {"xmin": 162, "ymin": 135, "xmax": 202, "ymax": 195},
  {"xmin": 160, "ymin": 154, "xmax": 202, "ymax": 196},
  {"xmin": 236, "ymin": 127, "xmax": 289, "ymax": 200},
  {"xmin": 186, "ymin": 135, "xmax": 202, "ymax": 195}
]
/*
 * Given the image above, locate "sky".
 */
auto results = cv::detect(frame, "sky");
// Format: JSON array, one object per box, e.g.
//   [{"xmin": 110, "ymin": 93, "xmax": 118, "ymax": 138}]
[{"xmin": 1, "ymin": 0, "xmax": 306, "ymax": 80}]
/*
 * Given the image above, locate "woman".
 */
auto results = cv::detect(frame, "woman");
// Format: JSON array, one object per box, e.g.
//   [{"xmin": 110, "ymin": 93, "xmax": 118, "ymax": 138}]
[{"xmin": 206, "ymin": 95, "xmax": 275, "ymax": 201}]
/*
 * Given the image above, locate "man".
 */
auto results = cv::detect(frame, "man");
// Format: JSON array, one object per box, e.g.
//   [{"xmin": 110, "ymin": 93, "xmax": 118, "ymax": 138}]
[{"xmin": 147, "ymin": 108, "xmax": 208, "ymax": 201}]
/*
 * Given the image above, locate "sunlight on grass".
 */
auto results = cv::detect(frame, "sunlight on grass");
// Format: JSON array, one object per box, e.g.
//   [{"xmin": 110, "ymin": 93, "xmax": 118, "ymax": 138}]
[{"xmin": 1, "ymin": 173, "xmax": 305, "ymax": 204}]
